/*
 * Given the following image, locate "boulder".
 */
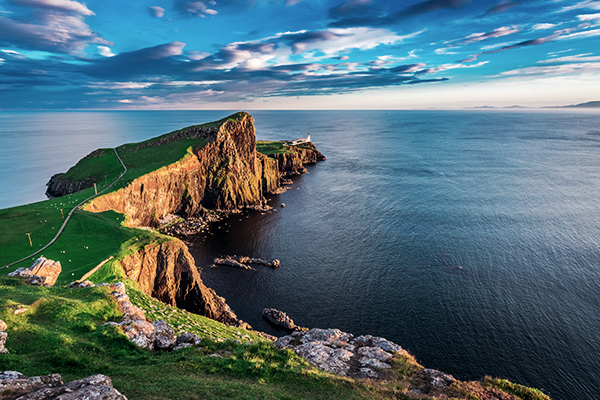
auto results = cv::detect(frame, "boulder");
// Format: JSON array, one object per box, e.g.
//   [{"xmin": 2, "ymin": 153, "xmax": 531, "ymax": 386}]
[
  {"xmin": 0, "ymin": 372, "xmax": 127, "ymax": 400},
  {"xmin": 0, "ymin": 332, "xmax": 8, "ymax": 354},
  {"xmin": 121, "ymin": 321, "xmax": 155, "ymax": 350},
  {"xmin": 0, "ymin": 320, "xmax": 6, "ymax": 332},
  {"xmin": 152, "ymin": 320, "xmax": 176, "ymax": 350},
  {"xmin": 7, "ymin": 257, "xmax": 61, "ymax": 287}
]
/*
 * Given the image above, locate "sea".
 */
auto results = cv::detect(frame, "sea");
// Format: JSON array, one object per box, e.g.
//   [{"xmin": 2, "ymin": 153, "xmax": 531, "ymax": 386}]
[{"xmin": 1, "ymin": 109, "xmax": 600, "ymax": 400}]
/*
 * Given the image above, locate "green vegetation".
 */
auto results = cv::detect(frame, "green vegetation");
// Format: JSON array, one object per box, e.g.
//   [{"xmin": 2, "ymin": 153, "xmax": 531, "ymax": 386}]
[
  {"xmin": 256, "ymin": 141, "xmax": 293, "ymax": 155},
  {"xmin": 0, "ymin": 276, "xmax": 372, "ymax": 400},
  {"xmin": 484, "ymin": 377, "xmax": 552, "ymax": 400},
  {"xmin": 0, "ymin": 120, "xmax": 208, "ymax": 272}
]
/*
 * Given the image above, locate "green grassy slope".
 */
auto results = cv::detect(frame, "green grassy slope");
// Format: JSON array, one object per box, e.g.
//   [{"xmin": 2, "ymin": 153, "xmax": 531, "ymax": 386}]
[
  {"xmin": 0, "ymin": 126, "xmax": 208, "ymax": 273},
  {"xmin": 0, "ymin": 277, "xmax": 374, "ymax": 400}
]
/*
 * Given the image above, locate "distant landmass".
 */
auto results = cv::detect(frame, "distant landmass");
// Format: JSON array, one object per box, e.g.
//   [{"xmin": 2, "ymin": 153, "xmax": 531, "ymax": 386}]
[{"xmin": 562, "ymin": 101, "xmax": 600, "ymax": 108}]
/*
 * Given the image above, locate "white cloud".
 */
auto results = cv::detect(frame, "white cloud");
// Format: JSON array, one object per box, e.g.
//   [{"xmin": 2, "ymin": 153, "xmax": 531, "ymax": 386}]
[
  {"xmin": 98, "ymin": 46, "xmax": 115, "ymax": 57},
  {"xmin": 495, "ymin": 62, "xmax": 600, "ymax": 76},
  {"xmin": 538, "ymin": 53, "xmax": 600, "ymax": 63},
  {"xmin": 148, "ymin": 6, "xmax": 165, "ymax": 18},
  {"xmin": 435, "ymin": 48, "xmax": 458, "ymax": 55},
  {"xmin": 558, "ymin": 27, "xmax": 600, "ymax": 39},
  {"xmin": 285, "ymin": 0, "xmax": 305, "ymax": 5},
  {"xmin": 118, "ymin": 99, "xmax": 132, "ymax": 103},
  {"xmin": 558, "ymin": 0, "xmax": 600, "ymax": 12},
  {"xmin": 532, "ymin": 23, "xmax": 557, "ymax": 30},
  {"xmin": 11, "ymin": 0, "xmax": 94, "ymax": 16},
  {"xmin": 1, "ymin": 49, "xmax": 21, "ymax": 54},
  {"xmin": 577, "ymin": 12, "xmax": 600, "ymax": 21},
  {"xmin": 188, "ymin": 51, "xmax": 210, "ymax": 60},
  {"xmin": 461, "ymin": 26, "xmax": 520, "ymax": 45}
]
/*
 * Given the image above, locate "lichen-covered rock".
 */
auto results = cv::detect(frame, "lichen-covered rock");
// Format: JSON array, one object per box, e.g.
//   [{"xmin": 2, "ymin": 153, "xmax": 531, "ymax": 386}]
[
  {"xmin": 176, "ymin": 332, "xmax": 202, "ymax": 346},
  {"xmin": 121, "ymin": 320, "xmax": 155, "ymax": 350},
  {"xmin": 275, "ymin": 328, "xmax": 407, "ymax": 379},
  {"xmin": 0, "ymin": 320, "xmax": 6, "ymax": 332},
  {"xmin": 0, "ymin": 372, "xmax": 127, "ymax": 400},
  {"xmin": 153, "ymin": 320, "xmax": 176, "ymax": 350},
  {"xmin": 0, "ymin": 332, "xmax": 8, "ymax": 354},
  {"xmin": 7, "ymin": 257, "xmax": 61, "ymax": 287},
  {"xmin": 0, "ymin": 372, "xmax": 63, "ymax": 399}
]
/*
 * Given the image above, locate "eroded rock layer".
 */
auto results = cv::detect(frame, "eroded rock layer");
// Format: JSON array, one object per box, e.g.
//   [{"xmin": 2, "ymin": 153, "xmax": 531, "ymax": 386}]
[{"xmin": 118, "ymin": 239, "xmax": 249, "ymax": 328}]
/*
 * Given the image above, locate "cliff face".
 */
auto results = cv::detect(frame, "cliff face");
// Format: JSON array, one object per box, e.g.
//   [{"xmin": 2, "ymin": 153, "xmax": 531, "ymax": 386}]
[
  {"xmin": 119, "ymin": 239, "xmax": 249, "ymax": 328},
  {"xmin": 268, "ymin": 142, "xmax": 326, "ymax": 177},
  {"xmin": 84, "ymin": 112, "xmax": 266, "ymax": 227}
]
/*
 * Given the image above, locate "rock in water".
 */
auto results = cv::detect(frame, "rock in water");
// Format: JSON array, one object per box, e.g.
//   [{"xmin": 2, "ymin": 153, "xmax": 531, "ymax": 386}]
[
  {"xmin": 262, "ymin": 308, "xmax": 297, "ymax": 330},
  {"xmin": 7, "ymin": 257, "xmax": 61, "ymax": 287}
]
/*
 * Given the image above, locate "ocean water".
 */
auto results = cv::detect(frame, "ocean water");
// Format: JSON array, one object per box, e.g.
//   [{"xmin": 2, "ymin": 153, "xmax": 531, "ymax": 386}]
[{"xmin": 2, "ymin": 110, "xmax": 600, "ymax": 400}]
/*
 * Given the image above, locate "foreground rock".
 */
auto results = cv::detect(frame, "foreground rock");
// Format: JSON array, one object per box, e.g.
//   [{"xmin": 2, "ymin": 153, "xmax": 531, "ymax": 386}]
[
  {"xmin": 0, "ymin": 371, "xmax": 126, "ymax": 400},
  {"xmin": 7, "ymin": 257, "xmax": 61, "ymax": 287},
  {"xmin": 276, "ymin": 328, "xmax": 410, "ymax": 379}
]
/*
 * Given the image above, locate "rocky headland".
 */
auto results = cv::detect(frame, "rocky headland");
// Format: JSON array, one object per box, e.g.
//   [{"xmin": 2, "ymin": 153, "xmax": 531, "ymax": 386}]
[{"xmin": 0, "ymin": 112, "xmax": 552, "ymax": 400}]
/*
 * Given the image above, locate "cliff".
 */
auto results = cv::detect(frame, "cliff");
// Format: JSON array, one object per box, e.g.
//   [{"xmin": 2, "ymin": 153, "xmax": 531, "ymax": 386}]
[{"xmin": 117, "ymin": 239, "xmax": 249, "ymax": 328}]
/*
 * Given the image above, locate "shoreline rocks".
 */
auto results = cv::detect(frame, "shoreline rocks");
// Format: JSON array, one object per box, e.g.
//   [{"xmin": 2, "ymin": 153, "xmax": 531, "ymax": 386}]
[{"xmin": 275, "ymin": 328, "xmax": 409, "ymax": 380}]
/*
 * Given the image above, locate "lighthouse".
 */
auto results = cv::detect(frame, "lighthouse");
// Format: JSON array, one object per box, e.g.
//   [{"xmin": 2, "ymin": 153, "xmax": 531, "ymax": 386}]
[{"xmin": 307, "ymin": 133, "xmax": 311, "ymax": 142}]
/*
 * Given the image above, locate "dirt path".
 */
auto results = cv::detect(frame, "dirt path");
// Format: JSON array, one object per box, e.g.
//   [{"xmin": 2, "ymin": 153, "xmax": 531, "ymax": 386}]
[{"xmin": 1, "ymin": 148, "xmax": 128, "ymax": 270}]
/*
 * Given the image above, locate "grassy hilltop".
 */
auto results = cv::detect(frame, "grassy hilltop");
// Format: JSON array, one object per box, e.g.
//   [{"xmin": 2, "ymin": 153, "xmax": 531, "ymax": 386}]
[{"xmin": 0, "ymin": 114, "xmax": 552, "ymax": 400}]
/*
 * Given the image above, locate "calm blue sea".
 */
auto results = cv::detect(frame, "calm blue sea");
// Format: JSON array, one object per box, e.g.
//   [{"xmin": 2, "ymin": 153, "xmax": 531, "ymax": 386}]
[{"xmin": 2, "ymin": 109, "xmax": 600, "ymax": 400}]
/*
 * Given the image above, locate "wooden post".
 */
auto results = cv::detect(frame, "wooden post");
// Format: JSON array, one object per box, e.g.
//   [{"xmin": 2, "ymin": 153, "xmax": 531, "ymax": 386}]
[
  {"xmin": 60, "ymin": 209, "xmax": 64, "ymax": 219},
  {"xmin": 94, "ymin": 183, "xmax": 97, "ymax": 195},
  {"xmin": 26, "ymin": 233, "xmax": 32, "ymax": 247}
]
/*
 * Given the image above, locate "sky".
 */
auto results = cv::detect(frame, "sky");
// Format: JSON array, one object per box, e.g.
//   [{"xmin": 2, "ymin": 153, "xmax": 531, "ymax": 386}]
[{"xmin": 0, "ymin": 0, "xmax": 599, "ymax": 109}]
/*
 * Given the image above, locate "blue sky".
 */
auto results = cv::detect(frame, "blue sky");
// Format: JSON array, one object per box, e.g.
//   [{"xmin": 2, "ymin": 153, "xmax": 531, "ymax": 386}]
[{"xmin": 0, "ymin": 0, "xmax": 599, "ymax": 109}]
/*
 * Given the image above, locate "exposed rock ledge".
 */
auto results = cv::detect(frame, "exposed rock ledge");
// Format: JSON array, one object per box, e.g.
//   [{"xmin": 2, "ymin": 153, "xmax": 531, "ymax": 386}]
[
  {"xmin": 0, "ymin": 371, "xmax": 127, "ymax": 400},
  {"xmin": 276, "ymin": 328, "xmax": 413, "ymax": 380},
  {"xmin": 214, "ymin": 256, "xmax": 280, "ymax": 269}
]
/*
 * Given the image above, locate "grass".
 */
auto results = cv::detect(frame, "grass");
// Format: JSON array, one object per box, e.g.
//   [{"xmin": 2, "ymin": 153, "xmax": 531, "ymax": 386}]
[
  {"xmin": 256, "ymin": 141, "xmax": 293, "ymax": 155},
  {"xmin": 483, "ymin": 377, "xmax": 552, "ymax": 400},
  {"xmin": 0, "ymin": 123, "xmax": 208, "ymax": 273},
  {"xmin": 0, "ymin": 276, "xmax": 375, "ymax": 400}
]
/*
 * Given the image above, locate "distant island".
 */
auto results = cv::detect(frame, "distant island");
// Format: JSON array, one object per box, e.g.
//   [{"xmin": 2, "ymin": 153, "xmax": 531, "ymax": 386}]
[{"xmin": 0, "ymin": 112, "xmax": 552, "ymax": 400}]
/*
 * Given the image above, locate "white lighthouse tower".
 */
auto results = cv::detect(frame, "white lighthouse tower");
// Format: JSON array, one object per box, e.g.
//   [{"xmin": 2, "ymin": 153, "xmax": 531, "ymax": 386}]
[{"xmin": 307, "ymin": 133, "xmax": 311, "ymax": 142}]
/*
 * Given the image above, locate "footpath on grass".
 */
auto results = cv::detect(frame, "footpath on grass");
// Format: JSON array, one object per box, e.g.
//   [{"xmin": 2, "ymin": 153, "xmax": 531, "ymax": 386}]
[{"xmin": 1, "ymin": 148, "xmax": 127, "ymax": 270}]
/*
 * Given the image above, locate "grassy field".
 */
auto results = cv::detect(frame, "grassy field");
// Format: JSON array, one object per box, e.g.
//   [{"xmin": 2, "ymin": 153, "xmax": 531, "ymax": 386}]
[
  {"xmin": 256, "ymin": 141, "xmax": 293, "ymax": 155},
  {"xmin": 0, "ymin": 276, "xmax": 552, "ymax": 400},
  {"xmin": 0, "ymin": 126, "xmax": 207, "ymax": 273},
  {"xmin": 0, "ymin": 277, "xmax": 375, "ymax": 400}
]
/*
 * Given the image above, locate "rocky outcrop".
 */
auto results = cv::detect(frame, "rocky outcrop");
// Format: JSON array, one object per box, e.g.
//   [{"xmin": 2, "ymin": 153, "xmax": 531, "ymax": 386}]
[
  {"xmin": 84, "ymin": 112, "xmax": 267, "ymax": 227},
  {"xmin": 7, "ymin": 257, "xmax": 61, "ymax": 287},
  {"xmin": 275, "ymin": 328, "xmax": 409, "ymax": 379},
  {"xmin": 117, "ymin": 240, "xmax": 250, "ymax": 329},
  {"xmin": 266, "ymin": 142, "xmax": 326, "ymax": 177},
  {"xmin": 0, "ymin": 371, "xmax": 126, "ymax": 400},
  {"xmin": 214, "ymin": 256, "xmax": 280, "ymax": 269},
  {"xmin": 262, "ymin": 308, "xmax": 306, "ymax": 331}
]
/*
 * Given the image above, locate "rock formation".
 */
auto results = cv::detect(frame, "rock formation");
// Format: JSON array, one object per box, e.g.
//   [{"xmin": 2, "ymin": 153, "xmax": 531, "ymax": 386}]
[
  {"xmin": 116, "ymin": 241, "xmax": 250, "ymax": 329},
  {"xmin": 275, "ymin": 328, "xmax": 411, "ymax": 379},
  {"xmin": 0, "ymin": 319, "xmax": 7, "ymax": 354},
  {"xmin": 7, "ymin": 257, "xmax": 61, "ymax": 287},
  {"xmin": 262, "ymin": 308, "xmax": 306, "ymax": 331},
  {"xmin": 214, "ymin": 256, "xmax": 280, "ymax": 269},
  {"xmin": 0, "ymin": 371, "xmax": 127, "ymax": 400}
]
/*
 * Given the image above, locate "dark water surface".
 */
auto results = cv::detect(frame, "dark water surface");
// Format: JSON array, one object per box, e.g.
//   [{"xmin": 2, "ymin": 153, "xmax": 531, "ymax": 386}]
[{"xmin": 2, "ymin": 110, "xmax": 600, "ymax": 400}]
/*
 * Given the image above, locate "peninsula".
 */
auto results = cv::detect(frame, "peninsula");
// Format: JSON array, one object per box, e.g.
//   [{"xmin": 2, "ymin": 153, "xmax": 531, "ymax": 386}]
[{"xmin": 0, "ymin": 112, "xmax": 550, "ymax": 400}]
